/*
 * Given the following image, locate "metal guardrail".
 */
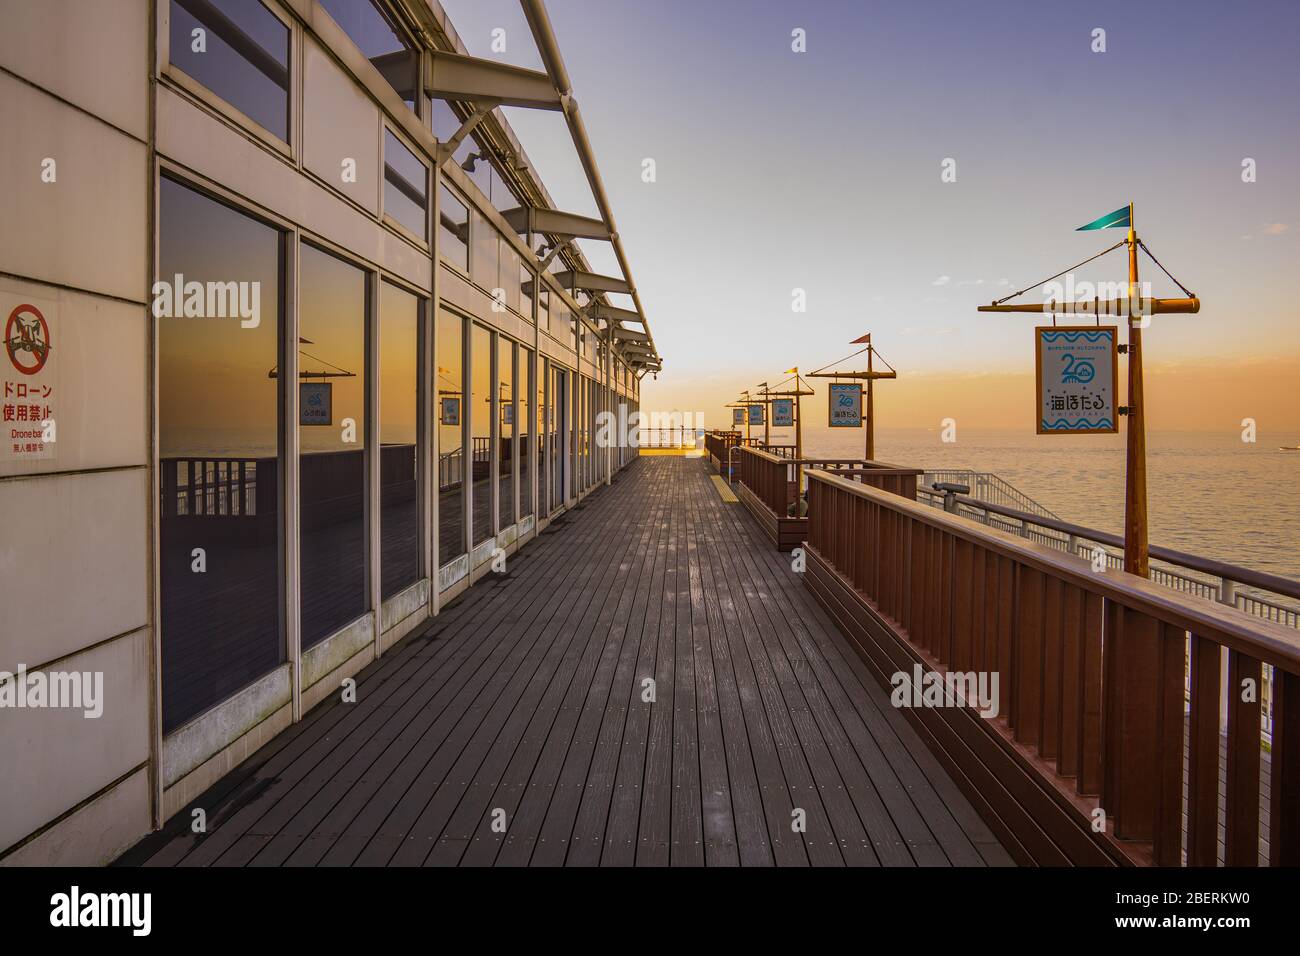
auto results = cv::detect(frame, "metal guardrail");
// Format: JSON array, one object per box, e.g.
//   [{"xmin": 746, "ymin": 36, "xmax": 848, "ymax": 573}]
[
  {"xmin": 922, "ymin": 469, "xmax": 1061, "ymax": 520},
  {"xmin": 916, "ymin": 484, "xmax": 1300, "ymax": 630},
  {"xmin": 640, "ymin": 427, "xmax": 703, "ymax": 449},
  {"xmin": 918, "ymin": 482, "xmax": 1300, "ymax": 745},
  {"xmin": 808, "ymin": 467, "xmax": 1300, "ymax": 866}
]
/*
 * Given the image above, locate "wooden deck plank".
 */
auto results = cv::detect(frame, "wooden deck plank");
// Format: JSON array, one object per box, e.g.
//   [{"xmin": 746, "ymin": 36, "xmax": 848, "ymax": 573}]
[
  {"xmin": 720, "ymin": 496, "xmax": 994, "ymax": 866},
  {"xmin": 118, "ymin": 457, "xmax": 1008, "ymax": 868},
  {"xmin": 551, "ymin": 477, "xmax": 672, "ymax": 866},
  {"xmin": 493, "ymin": 471, "xmax": 667, "ymax": 865}
]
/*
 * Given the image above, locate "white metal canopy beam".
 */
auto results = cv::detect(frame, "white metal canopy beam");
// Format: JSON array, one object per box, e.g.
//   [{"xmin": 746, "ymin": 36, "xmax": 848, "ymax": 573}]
[
  {"xmin": 426, "ymin": 49, "xmax": 563, "ymax": 111},
  {"xmin": 500, "ymin": 206, "xmax": 611, "ymax": 241},
  {"xmin": 519, "ymin": 0, "xmax": 659, "ymax": 360},
  {"xmin": 553, "ymin": 269, "xmax": 630, "ymax": 295},
  {"xmin": 589, "ymin": 303, "xmax": 641, "ymax": 325}
]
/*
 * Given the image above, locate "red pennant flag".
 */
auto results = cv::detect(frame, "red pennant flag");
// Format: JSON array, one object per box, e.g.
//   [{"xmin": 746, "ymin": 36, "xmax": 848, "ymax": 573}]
[{"xmin": 850, "ymin": 333, "xmax": 871, "ymax": 344}]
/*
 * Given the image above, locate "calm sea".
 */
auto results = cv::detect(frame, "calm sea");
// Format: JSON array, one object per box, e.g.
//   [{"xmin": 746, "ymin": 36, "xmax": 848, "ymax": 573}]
[{"xmin": 786, "ymin": 426, "xmax": 1300, "ymax": 582}]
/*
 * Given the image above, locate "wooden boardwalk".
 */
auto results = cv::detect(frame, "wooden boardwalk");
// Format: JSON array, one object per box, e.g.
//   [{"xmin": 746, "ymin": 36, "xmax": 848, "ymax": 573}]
[{"xmin": 119, "ymin": 456, "xmax": 1011, "ymax": 867}]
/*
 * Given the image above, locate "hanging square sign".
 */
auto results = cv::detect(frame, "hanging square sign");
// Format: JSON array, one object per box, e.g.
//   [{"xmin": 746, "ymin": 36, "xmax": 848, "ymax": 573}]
[
  {"xmin": 440, "ymin": 396, "xmax": 461, "ymax": 426},
  {"xmin": 1035, "ymin": 326, "xmax": 1118, "ymax": 434},
  {"xmin": 300, "ymin": 382, "xmax": 332, "ymax": 425},
  {"xmin": 748, "ymin": 403, "xmax": 764, "ymax": 426},
  {"xmin": 771, "ymin": 398, "xmax": 794, "ymax": 427},
  {"xmin": 828, "ymin": 383, "xmax": 862, "ymax": 427},
  {"xmin": 732, "ymin": 407, "xmax": 744, "ymax": 426}
]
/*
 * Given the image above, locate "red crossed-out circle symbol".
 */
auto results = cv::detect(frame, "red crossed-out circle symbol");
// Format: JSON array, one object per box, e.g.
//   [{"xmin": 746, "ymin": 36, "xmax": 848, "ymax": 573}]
[{"xmin": 5, "ymin": 304, "xmax": 51, "ymax": 375}]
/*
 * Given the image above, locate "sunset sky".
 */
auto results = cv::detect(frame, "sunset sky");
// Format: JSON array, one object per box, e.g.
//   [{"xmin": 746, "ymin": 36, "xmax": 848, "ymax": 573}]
[{"xmin": 441, "ymin": 0, "xmax": 1300, "ymax": 431}]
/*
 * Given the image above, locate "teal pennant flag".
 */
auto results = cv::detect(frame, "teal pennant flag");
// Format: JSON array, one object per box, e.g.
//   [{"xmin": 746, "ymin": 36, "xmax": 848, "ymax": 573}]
[{"xmin": 1076, "ymin": 205, "xmax": 1131, "ymax": 231}]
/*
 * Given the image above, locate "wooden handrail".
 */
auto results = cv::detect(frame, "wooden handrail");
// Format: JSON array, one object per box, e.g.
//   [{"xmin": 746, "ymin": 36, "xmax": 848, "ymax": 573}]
[
  {"xmin": 811, "ymin": 468, "xmax": 1300, "ymax": 670},
  {"xmin": 919, "ymin": 485, "xmax": 1300, "ymax": 603},
  {"xmin": 804, "ymin": 465, "xmax": 1300, "ymax": 865}
]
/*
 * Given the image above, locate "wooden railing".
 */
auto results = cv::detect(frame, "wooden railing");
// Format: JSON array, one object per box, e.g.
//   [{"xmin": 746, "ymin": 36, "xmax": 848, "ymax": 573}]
[
  {"xmin": 919, "ymin": 484, "xmax": 1300, "ymax": 635},
  {"xmin": 704, "ymin": 430, "xmax": 741, "ymax": 473},
  {"xmin": 736, "ymin": 445, "xmax": 794, "ymax": 516},
  {"xmin": 161, "ymin": 456, "xmax": 274, "ymax": 517},
  {"xmin": 804, "ymin": 466, "xmax": 1300, "ymax": 866}
]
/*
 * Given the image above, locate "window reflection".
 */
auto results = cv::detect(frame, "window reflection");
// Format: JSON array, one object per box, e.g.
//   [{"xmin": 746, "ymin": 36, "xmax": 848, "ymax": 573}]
[
  {"xmin": 498, "ymin": 337, "xmax": 514, "ymax": 529},
  {"xmin": 380, "ymin": 282, "xmax": 419, "ymax": 599},
  {"xmin": 470, "ymin": 208, "xmax": 498, "ymax": 290},
  {"xmin": 384, "ymin": 129, "xmax": 428, "ymax": 240},
  {"xmin": 438, "ymin": 185, "xmax": 468, "ymax": 272},
  {"xmin": 520, "ymin": 259, "xmax": 533, "ymax": 323},
  {"xmin": 520, "ymin": 347, "xmax": 533, "ymax": 520},
  {"xmin": 320, "ymin": 0, "xmax": 418, "ymax": 108},
  {"xmin": 470, "ymin": 324, "xmax": 493, "ymax": 544},
  {"xmin": 550, "ymin": 365, "xmax": 565, "ymax": 509},
  {"xmin": 158, "ymin": 177, "xmax": 283, "ymax": 732},
  {"xmin": 537, "ymin": 357, "xmax": 547, "ymax": 512},
  {"xmin": 298, "ymin": 244, "xmax": 367, "ymax": 648},
  {"xmin": 437, "ymin": 310, "xmax": 465, "ymax": 566},
  {"xmin": 170, "ymin": 0, "xmax": 290, "ymax": 140}
]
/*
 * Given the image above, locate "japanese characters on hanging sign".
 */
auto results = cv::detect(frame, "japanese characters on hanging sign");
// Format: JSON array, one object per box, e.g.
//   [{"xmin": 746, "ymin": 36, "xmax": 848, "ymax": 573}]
[
  {"xmin": 732, "ymin": 407, "xmax": 744, "ymax": 426},
  {"xmin": 1035, "ymin": 326, "xmax": 1118, "ymax": 434},
  {"xmin": 748, "ymin": 403, "xmax": 764, "ymax": 426},
  {"xmin": 441, "ymin": 396, "xmax": 461, "ymax": 426},
  {"xmin": 828, "ymin": 383, "xmax": 862, "ymax": 427},
  {"xmin": 300, "ymin": 382, "xmax": 333, "ymax": 426},
  {"xmin": 771, "ymin": 398, "xmax": 794, "ymax": 427}
]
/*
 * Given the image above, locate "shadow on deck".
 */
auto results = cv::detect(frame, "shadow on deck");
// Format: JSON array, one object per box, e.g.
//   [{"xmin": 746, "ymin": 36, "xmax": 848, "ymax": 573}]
[{"xmin": 118, "ymin": 457, "xmax": 1011, "ymax": 867}]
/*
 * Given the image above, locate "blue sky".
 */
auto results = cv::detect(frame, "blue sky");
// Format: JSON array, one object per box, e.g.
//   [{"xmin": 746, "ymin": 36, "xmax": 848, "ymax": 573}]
[{"xmin": 439, "ymin": 0, "xmax": 1299, "ymax": 422}]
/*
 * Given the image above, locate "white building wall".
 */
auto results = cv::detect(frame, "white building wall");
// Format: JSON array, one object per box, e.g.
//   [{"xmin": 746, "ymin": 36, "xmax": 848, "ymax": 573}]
[{"xmin": 0, "ymin": 0, "xmax": 153, "ymax": 864}]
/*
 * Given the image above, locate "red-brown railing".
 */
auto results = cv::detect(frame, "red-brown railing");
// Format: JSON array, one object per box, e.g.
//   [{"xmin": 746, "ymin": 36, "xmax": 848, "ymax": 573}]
[
  {"xmin": 736, "ymin": 445, "xmax": 795, "ymax": 515},
  {"xmin": 704, "ymin": 430, "xmax": 742, "ymax": 471},
  {"xmin": 735, "ymin": 447, "xmax": 922, "ymax": 519},
  {"xmin": 805, "ymin": 466, "xmax": 1300, "ymax": 866}
]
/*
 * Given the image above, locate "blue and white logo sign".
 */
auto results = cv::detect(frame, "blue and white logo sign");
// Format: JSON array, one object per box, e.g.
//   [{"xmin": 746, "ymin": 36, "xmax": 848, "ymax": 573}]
[
  {"xmin": 828, "ymin": 383, "xmax": 862, "ymax": 427},
  {"xmin": 771, "ymin": 398, "xmax": 794, "ymax": 427},
  {"xmin": 1036, "ymin": 326, "xmax": 1117, "ymax": 434},
  {"xmin": 732, "ymin": 406, "xmax": 745, "ymax": 426},
  {"xmin": 300, "ymin": 382, "xmax": 332, "ymax": 425},
  {"xmin": 440, "ymin": 396, "xmax": 460, "ymax": 426},
  {"xmin": 748, "ymin": 403, "xmax": 765, "ymax": 426}
]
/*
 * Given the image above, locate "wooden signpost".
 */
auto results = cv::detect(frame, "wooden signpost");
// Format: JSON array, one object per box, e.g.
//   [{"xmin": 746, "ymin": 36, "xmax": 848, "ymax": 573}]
[
  {"xmin": 977, "ymin": 203, "xmax": 1200, "ymax": 576},
  {"xmin": 808, "ymin": 333, "xmax": 898, "ymax": 461}
]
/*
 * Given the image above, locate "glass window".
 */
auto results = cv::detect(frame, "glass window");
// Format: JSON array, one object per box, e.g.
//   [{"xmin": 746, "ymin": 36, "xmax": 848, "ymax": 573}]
[
  {"xmin": 490, "ymin": 165, "xmax": 519, "ymax": 213},
  {"xmin": 320, "ymin": 0, "xmax": 417, "ymax": 109},
  {"xmin": 438, "ymin": 185, "xmax": 468, "ymax": 272},
  {"xmin": 520, "ymin": 347, "xmax": 533, "ymax": 520},
  {"xmin": 498, "ymin": 337, "xmax": 514, "ymax": 530},
  {"xmin": 538, "ymin": 287, "xmax": 549, "ymax": 334},
  {"xmin": 158, "ymin": 177, "xmax": 282, "ymax": 732},
  {"xmin": 384, "ymin": 129, "xmax": 428, "ymax": 240},
  {"xmin": 380, "ymin": 282, "xmax": 420, "ymax": 599},
  {"xmin": 430, "ymin": 98, "xmax": 461, "ymax": 143},
  {"xmin": 520, "ymin": 259, "xmax": 533, "ymax": 322},
  {"xmin": 298, "ymin": 244, "xmax": 367, "ymax": 648},
  {"xmin": 498, "ymin": 239, "xmax": 520, "ymax": 314},
  {"xmin": 470, "ymin": 208, "xmax": 498, "ymax": 290},
  {"xmin": 170, "ymin": 0, "xmax": 289, "ymax": 140},
  {"xmin": 536, "ymin": 356, "xmax": 547, "ymax": 513},
  {"xmin": 470, "ymin": 324, "xmax": 493, "ymax": 544},
  {"xmin": 437, "ymin": 309, "xmax": 465, "ymax": 566},
  {"xmin": 550, "ymin": 366, "xmax": 564, "ymax": 508}
]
